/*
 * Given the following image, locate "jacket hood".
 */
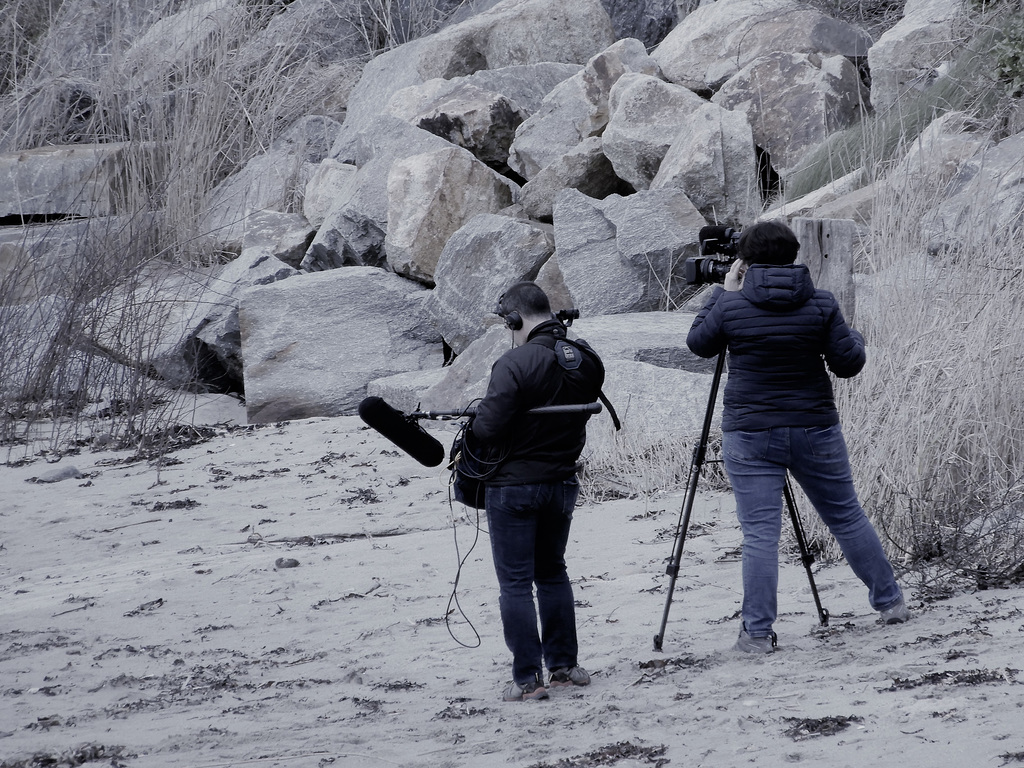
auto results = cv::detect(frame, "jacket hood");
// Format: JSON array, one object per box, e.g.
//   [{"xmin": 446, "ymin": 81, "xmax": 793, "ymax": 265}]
[{"xmin": 741, "ymin": 264, "xmax": 815, "ymax": 310}]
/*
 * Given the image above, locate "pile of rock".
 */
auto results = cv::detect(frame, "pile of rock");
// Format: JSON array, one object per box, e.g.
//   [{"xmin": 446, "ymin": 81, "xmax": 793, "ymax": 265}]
[{"xmin": 4, "ymin": 0, "xmax": 1020, "ymax": 441}]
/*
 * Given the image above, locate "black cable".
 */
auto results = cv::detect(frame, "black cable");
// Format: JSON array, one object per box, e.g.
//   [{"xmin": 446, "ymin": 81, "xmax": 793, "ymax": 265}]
[{"xmin": 445, "ymin": 483, "xmax": 483, "ymax": 649}]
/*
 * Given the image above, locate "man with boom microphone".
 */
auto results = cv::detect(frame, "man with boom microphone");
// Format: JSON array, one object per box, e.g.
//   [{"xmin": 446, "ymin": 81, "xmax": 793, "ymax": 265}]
[
  {"xmin": 686, "ymin": 220, "xmax": 909, "ymax": 653},
  {"xmin": 470, "ymin": 281, "xmax": 605, "ymax": 701}
]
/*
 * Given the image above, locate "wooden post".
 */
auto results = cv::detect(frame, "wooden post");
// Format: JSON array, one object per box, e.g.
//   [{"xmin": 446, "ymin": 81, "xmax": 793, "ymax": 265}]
[{"xmin": 792, "ymin": 217, "xmax": 857, "ymax": 324}]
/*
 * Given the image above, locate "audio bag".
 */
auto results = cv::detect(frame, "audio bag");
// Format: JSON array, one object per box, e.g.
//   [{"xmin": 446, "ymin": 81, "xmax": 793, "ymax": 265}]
[{"xmin": 448, "ymin": 419, "xmax": 502, "ymax": 509}]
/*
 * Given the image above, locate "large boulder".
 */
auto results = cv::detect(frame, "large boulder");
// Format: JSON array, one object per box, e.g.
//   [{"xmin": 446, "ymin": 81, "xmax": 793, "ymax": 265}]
[
  {"xmin": 234, "ymin": 0, "xmax": 366, "ymax": 70},
  {"xmin": 193, "ymin": 248, "xmax": 301, "ymax": 387},
  {"xmin": 602, "ymin": 73, "xmax": 707, "ymax": 191},
  {"xmin": 239, "ymin": 267, "xmax": 442, "ymax": 423},
  {"xmin": 428, "ymin": 213, "xmax": 555, "ymax": 354},
  {"xmin": 0, "ymin": 216, "xmax": 150, "ymax": 304},
  {"xmin": 330, "ymin": 0, "xmax": 616, "ymax": 159},
  {"xmin": 507, "ymin": 38, "xmax": 663, "ymax": 180},
  {"xmin": 0, "ymin": 143, "xmax": 140, "ymax": 218},
  {"xmin": 520, "ymin": 137, "xmax": 630, "ymax": 221},
  {"xmin": 232, "ymin": 210, "xmax": 315, "ymax": 269},
  {"xmin": 920, "ymin": 130, "xmax": 1024, "ymax": 253},
  {"xmin": 385, "ymin": 146, "xmax": 518, "ymax": 285},
  {"xmin": 302, "ymin": 118, "xmax": 453, "ymax": 271},
  {"xmin": 342, "ymin": 62, "xmax": 584, "ymax": 166},
  {"xmin": 553, "ymin": 188, "xmax": 707, "ymax": 316},
  {"xmin": 302, "ymin": 159, "xmax": 358, "ymax": 229},
  {"xmin": 888, "ymin": 111, "xmax": 989, "ymax": 200},
  {"xmin": 123, "ymin": 0, "xmax": 243, "ymax": 87},
  {"xmin": 600, "ymin": 0, "xmax": 678, "ymax": 49},
  {"xmin": 403, "ymin": 82, "xmax": 527, "ymax": 168},
  {"xmin": 711, "ymin": 52, "xmax": 869, "ymax": 176},
  {"xmin": 867, "ymin": 0, "xmax": 967, "ymax": 111},
  {"xmin": 762, "ymin": 168, "xmax": 872, "ymax": 223},
  {"xmin": 200, "ymin": 116, "xmax": 341, "ymax": 253},
  {"xmin": 651, "ymin": 102, "xmax": 759, "ymax": 225},
  {"xmin": 651, "ymin": 0, "xmax": 873, "ymax": 95},
  {"xmin": 565, "ymin": 311, "xmax": 715, "ymax": 373}
]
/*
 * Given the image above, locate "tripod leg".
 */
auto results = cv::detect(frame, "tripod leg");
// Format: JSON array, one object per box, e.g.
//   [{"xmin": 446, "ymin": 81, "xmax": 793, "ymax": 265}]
[
  {"xmin": 653, "ymin": 459, "xmax": 700, "ymax": 651},
  {"xmin": 653, "ymin": 350, "xmax": 726, "ymax": 651},
  {"xmin": 783, "ymin": 478, "xmax": 829, "ymax": 626}
]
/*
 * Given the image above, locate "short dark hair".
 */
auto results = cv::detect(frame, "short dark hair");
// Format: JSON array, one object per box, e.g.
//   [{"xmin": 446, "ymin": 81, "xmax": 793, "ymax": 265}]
[
  {"xmin": 497, "ymin": 281, "xmax": 551, "ymax": 318},
  {"xmin": 737, "ymin": 221, "xmax": 800, "ymax": 265}
]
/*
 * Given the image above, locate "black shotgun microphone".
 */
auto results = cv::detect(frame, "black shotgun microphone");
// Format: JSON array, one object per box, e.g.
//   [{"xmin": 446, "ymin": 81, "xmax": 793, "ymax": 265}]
[{"xmin": 358, "ymin": 396, "xmax": 446, "ymax": 467}]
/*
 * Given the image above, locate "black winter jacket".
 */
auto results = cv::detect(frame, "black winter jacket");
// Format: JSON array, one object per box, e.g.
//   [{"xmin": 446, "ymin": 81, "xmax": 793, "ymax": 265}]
[
  {"xmin": 686, "ymin": 263, "xmax": 865, "ymax": 432},
  {"xmin": 470, "ymin": 320, "xmax": 604, "ymax": 485}
]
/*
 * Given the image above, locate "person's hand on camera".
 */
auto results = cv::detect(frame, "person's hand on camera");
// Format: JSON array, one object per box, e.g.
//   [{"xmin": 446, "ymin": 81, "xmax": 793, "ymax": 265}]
[{"xmin": 724, "ymin": 260, "xmax": 747, "ymax": 291}]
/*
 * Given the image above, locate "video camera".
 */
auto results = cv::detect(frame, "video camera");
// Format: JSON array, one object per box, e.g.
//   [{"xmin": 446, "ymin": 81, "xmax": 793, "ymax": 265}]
[
  {"xmin": 555, "ymin": 308, "xmax": 580, "ymax": 327},
  {"xmin": 683, "ymin": 226, "xmax": 741, "ymax": 286}
]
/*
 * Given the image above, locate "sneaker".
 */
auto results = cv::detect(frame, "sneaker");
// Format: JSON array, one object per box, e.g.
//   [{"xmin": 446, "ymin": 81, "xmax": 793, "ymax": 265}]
[
  {"xmin": 549, "ymin": 665, "xmax": 591, "ymax": 688},
  {"xmin": 880, "ymin": 598, "xmax": 911, "ymax": 624},
  {"xmin": 502, "ymin": 673, "xmax": 549, "ymax": 702},
  {"xmin": 734, "ymin": 628, "xmax": 778, "ymax": 654}
]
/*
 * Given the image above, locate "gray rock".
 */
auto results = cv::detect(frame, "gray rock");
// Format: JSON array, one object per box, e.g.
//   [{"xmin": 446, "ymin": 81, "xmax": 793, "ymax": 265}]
[
  {"xmin": 920, "ymin": 130, "xmax": 1024, "ymax": 253},
  {"xmin": 429, "ymin": 213, "xmax": 555, "ymax": 354},
  {"xmin": 406, "ymin": 83, "xmax": 527, "ymax": 166},
  {"xmin": 553, "ymin": 187, "xmax": 707, "ymax": 316},
  {"xmin": 520, "ymin": 137, "xmax": 628, "ymax": 221},
  {"xmin": 303, "ymin": 118, "xmax": 454, "ymax": 271},
  {"xmin": 201, "ymin": 116, "xmax": 342, "ymax": 252},
  {"xmin": 124, "ymin": 0, "xmax": 243, "ymax": 88},
  {"xmin": 652, "ymin": 0, "xmax": 873, "ymax": 95},
  {"xmin": 0, "ymin": 216, "xmax": 148, "ymax": 303},
  {"xmin": 330, "ymin": 0, "xmax": 616, "ymax": 160},
  {"xmin": 194, "ymin": 248, "xmax": 301, "ymax": 384},
  {"xmin": 234, "ymin": 0, "xmax": 366, "ymax": 70},
  {"xmin": 32, "ymin": 465, "xmax": 84, "ymax": 484},
  {"xmin": 889, "ymin": 111, "xmax": 988, "ymax": 191},
  {"xmin": 508, "ymin": 38, "xmax": 663, "ymax": 180},
  {"xmin": 302, "ymin": 159, "xmax": 358, "ymax": 229},
  {"xmin": 239, "ymin": 267, "xmax": 443, "ymax": 423},
  {"xmin": 385, "ymin": 146, "xmax": 518, "ymax": 285},
  {"xmin": 595, "ymin": 357, "xmax": 721, "ymax": 444},
  {"xmin": 237, "ymin": 211, "xmax": 315, "ymax": 269},
  {"xmin": 570, "ymin": 312, "xmax": 716, "ymax": 374},
  {"xmin": 651, "ymin": 102, "xmax": 759, "ymax": 225},
  {"xmin": 600, "ymin": 0, "xmax": 678, "ymax": 49},
  {"xmin": 711, "ymin": 52, "xmax": 869, "ymax": 176},
  {"xmin": 867, "ymin": 0, "xmax": 966, "ymax": 111},
  {"xmin": 366, "ymin": 368, "xmax": 448, "ymax": 415},
  {"xmin": 602, "ymin": 72, "xmax": 706, "ymax": 191},
  {"xmin": 0, "ymin": 143, "xmax": 139, "ymax": 218}
]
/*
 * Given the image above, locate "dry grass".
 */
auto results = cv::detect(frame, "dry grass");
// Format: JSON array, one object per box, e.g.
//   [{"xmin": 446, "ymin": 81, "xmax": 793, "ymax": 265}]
[{"xmin": 828, "ymin": 139, "xmax": 1024, "ymax": 588}]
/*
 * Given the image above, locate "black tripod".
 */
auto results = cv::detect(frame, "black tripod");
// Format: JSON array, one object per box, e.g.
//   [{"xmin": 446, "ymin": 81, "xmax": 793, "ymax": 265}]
[{"xmin": 652, "ymin": 349, "xmax": 830, "ymax": 652}]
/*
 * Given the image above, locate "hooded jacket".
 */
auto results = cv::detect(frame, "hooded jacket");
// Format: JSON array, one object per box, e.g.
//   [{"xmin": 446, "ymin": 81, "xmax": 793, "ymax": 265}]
[
  {"xmin": 470, "ymin": 319, "xmax": 604, "ymax": 485},
  {"xmin": 686, "ymin": 263, "xmax": 865, "ymax": 432}
]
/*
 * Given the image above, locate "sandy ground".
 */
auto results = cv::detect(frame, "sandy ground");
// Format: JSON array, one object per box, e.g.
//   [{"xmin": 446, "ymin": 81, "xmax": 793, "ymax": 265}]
[{"xmin": 2, "ymin": 405, "xmax": 1023, "ymax": 768}]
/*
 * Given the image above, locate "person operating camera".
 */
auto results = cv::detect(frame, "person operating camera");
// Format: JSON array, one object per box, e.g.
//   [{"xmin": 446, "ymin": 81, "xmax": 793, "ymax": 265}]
[
  {"xmin": 470, "ymin": 281, "xmax": 605, "ymax": 700},
  {"xmin": 686, "ymin": 220, "xmax": 909, "ymax": 653}
]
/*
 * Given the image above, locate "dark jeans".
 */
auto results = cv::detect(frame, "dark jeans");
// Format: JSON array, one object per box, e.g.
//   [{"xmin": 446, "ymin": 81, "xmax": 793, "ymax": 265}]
[
  {"xmin": 485, "ymin": 478, "xmax": 579, "ymax": 685},
  {"xmin": 723, "ymin": 425, "xmax": 903, "ymax": 637}
]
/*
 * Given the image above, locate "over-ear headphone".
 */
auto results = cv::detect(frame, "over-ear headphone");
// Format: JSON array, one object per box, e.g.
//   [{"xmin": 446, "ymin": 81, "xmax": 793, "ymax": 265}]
[
  {"xmin": 495, "ymin": 293, "xmax": 522, "ymax": 331},
  {"xmin": 503, "ymin": 310, "xmax": 523, "ymax": 331}
]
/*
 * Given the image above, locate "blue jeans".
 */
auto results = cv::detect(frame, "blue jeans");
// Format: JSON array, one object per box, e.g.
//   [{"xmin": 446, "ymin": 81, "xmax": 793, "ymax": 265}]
[
  {"xmin": 723, "ymin": 425, "xmax": 903, "ymax": 638},
  {"xmin": 485, "ymin": 478, "xmax": 579, "ymax": 684}
]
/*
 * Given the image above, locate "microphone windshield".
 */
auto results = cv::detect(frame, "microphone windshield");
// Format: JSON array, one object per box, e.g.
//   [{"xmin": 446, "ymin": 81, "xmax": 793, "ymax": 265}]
[{"xmin": 358, "ymin": 396, "xmax": 446, "ymax": 467}]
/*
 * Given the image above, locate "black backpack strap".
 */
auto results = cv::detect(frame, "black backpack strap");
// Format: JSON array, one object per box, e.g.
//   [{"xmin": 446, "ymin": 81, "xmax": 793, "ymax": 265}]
[{"xmin": 535, "ymin": 335, "xmax": 621, "ymax": 431}]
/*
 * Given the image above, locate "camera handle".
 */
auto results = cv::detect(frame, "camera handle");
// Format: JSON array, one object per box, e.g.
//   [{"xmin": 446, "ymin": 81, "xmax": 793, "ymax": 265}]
[{"xmin": 652, "ymin": 349, "xmax": 829, "ymax": 652}]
